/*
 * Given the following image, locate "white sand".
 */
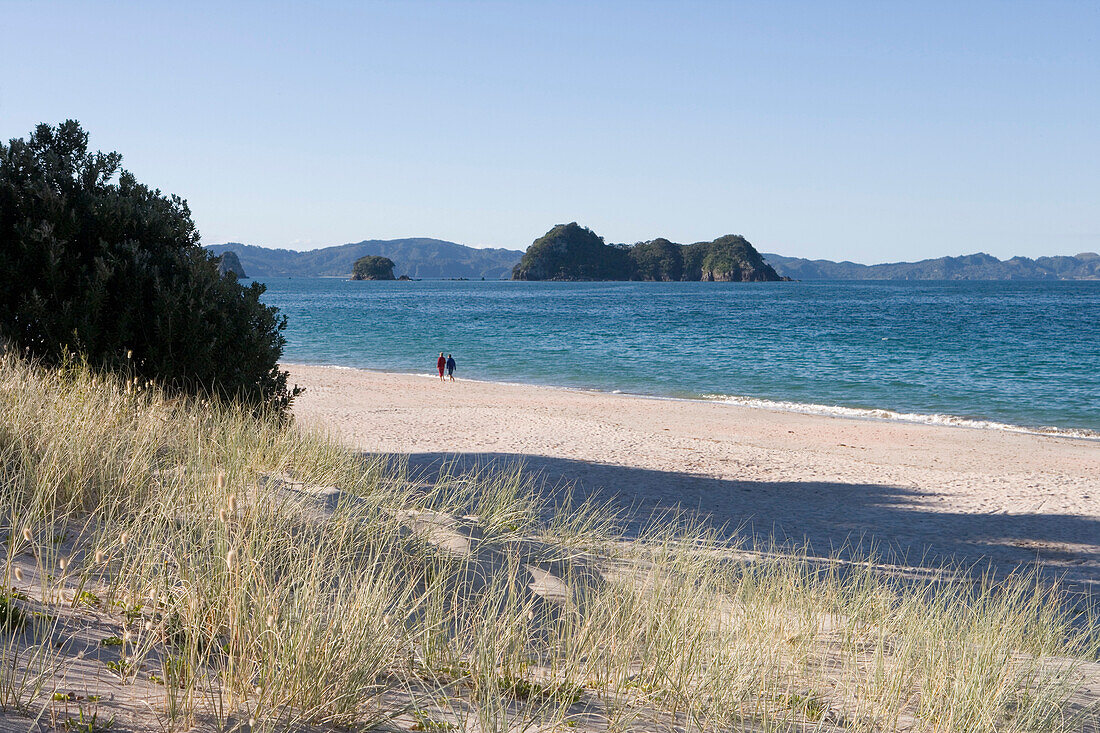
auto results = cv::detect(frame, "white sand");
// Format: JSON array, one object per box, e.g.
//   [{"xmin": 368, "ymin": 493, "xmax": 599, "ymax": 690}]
[{"xmin": 287, "ymin": 364, "xmax": 1100, "ymax": 590}]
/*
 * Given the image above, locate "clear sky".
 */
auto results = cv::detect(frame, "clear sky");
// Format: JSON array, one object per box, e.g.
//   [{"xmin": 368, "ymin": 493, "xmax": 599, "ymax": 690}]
[{"xmin": 2, "ymin": 1, "xmax": 1097, "ymax": 261}]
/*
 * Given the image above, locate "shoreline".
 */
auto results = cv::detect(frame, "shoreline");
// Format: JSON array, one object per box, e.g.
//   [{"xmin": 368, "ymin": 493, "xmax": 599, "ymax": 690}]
[
  {"xmin": 284, "ymin": 360, "xmax": 1100, "ymax": 442},
  {"xmin": 286, "ymin": 362, "xmax": 1100, "ymax": 591}
]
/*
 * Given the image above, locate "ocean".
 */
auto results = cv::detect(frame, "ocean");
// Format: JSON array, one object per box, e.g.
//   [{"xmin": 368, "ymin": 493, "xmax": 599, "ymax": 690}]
[{"xmin": 256, "ymin": 278, "xmax": 1100, "ymax": 437}]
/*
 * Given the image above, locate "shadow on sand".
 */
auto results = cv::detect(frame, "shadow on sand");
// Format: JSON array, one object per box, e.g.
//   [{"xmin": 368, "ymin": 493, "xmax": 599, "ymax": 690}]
[{"xmin": 373, "ymin": 451, "xmax": 1100, "ymax": 599}]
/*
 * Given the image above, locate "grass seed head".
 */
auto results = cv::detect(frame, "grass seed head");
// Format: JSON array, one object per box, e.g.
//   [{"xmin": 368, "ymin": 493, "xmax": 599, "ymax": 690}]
[
  {"xmin": 59, "ymin": 555, "xmax": 69, "ymax": 570},
  {"xmin": 218, "ymin": 508, "xmax": 228, "ymax": 523},
  {"xmin": 216, "ymin": 470, "xmax": 226, "ymax": 490},
  {"xmin": 227, "ymin": 494, "xmax": 237, "ymax": 513},
  {"xmin": 95, "ymin": 549, "xmax": 105, "ymax": 564},
  {"xmin": 226, "ymin": 548, "xmax": 237, "ymax": 570},
  {"xmin": 22, "ymin": 527, "xmax": 32, "ymax": 543},
  {"xmin": 119, "ymin": 531, "xmax": 130, "ymax": 546},
  {"xmin": 13, "ymin": 567, "xmax": 24, "ymax": 582}
]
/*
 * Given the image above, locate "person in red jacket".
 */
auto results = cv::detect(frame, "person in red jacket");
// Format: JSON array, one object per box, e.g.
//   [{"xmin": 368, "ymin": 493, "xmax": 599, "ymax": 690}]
[{"xmin": 437, "ymin": 352, "xmax": 446, "ymax": 381}]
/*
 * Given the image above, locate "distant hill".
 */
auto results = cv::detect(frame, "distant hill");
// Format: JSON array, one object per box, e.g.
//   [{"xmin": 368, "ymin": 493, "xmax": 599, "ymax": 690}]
[
  {"xmin": 204, "ymin": 239, "xmax": 523, "ymax": 279},
  {"xmin": 204, "ymin": 237, "xmax": 1100, "ymax": 282},
  {"xmin": 512, "ymin": 223, "xmax": 788, "ymax": 282},
  {"xmin": 762, "ymin": 251, "xmax": 1100, "ymax": 280}
]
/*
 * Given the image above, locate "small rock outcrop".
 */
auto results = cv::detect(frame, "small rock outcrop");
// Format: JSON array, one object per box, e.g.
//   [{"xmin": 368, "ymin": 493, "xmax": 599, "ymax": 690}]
[{"xmin": 216, "ymin": 251, "xmax": 247, "ymax": 278}]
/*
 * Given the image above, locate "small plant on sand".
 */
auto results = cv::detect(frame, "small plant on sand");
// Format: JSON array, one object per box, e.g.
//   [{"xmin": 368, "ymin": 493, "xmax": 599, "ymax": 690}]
[
  {"xmin": 498, "ymin": 676, "xmax": 583, "ymax": 706},
  {"xmin": 0, "ymin": 594, "xmax": 27, "ymax": 632},
  {"xmin": 103, "ymin": 659, "xmax": 132, "ymax": 677},
  {"xmin": 410, "ymin": 711, "xmax": 456, "ymax": 731},
  {"xmin": 76, "ymin": 591, "xmax": 100, "ymax": 609},
  {"xmin": 60, "ymin": 707, "xmax": 114, "ymax": 733}
]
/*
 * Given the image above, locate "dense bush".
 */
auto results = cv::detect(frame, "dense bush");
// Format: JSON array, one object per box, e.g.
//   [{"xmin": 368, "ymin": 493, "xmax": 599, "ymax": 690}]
[
  {"xmin": 697, "ymin": 234, "xmax": 772, "ymax": 281},
  {"xmin": 628, "ymin": 237, "xmax": 683, "ymax": 281},
  {"xmin": 0, "ymin": 121, "xmax": 297, "ymax": 411},
  {"xmin": 351, "ymin": 255, "xmax": 396, "ymax": 280},
  {"xmin": 512, "ymin": 223, "xmax": 631, "ymax": 280}
]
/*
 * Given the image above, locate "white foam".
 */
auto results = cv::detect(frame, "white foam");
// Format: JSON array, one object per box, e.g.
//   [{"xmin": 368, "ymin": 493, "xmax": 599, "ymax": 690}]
[
  {"xmin": 285, "ymin": 362, "xmax": 1098, "ymax": 441},
  {"xmin": 703, "ymin": 394, "xmax": 1100, "ymax": 440}
]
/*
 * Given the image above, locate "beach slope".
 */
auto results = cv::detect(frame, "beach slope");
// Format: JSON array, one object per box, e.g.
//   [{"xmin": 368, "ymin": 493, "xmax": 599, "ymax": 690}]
[{"xmin": 289, "ymin": 364, "xmax": 1100, "ymax": 589}]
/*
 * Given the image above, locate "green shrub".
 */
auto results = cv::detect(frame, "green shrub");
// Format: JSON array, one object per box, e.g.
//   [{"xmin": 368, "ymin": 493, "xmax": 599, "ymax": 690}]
[
  {"xmin": 0, "ymin": 121, "xmax": 296, "ymax": 412},
  {"xmin": 0, "ymin": 594, "xmax": 27, "ymax": 631}
]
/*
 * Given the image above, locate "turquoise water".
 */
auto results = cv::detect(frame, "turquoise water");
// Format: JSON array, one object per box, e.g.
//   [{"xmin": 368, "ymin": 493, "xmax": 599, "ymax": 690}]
[{"xmin": 257, "ymin": 279, "xmax": 1100, "ymax": 436}]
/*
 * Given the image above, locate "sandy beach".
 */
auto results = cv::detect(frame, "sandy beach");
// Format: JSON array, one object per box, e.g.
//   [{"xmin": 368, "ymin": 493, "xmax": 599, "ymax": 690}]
[{"xmin": 288, "ymin": 364, "xmax": 1100, "ymax": 591}]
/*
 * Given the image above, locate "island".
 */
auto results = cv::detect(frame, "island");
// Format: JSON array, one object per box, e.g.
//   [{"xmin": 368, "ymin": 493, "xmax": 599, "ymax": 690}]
[
  {"xmin": 512, "ymin": 223, "xmax": 789, "ymax": 282},
  {"xmin": 351, "ymin": 255, "xmax": 396, "ymax": 280},
  {"xmin": 205, "ymin": 239, "xmax": 522, "ymax": 279},
  {"xmin": 216, "ymin": 250, "xmax": 247, "ymax": 278}
]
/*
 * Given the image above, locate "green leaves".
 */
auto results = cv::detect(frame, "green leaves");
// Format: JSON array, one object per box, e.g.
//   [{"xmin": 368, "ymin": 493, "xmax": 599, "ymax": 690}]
[{"xmin": 0, "ymin": 121, "xmax": 297, "ymax": 412}]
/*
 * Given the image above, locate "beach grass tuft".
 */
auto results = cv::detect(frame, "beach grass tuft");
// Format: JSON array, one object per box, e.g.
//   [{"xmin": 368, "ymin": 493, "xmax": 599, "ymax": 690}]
[{"xmin": 0, "ymin": 351, "xmax": 1097, "ymax": 731}]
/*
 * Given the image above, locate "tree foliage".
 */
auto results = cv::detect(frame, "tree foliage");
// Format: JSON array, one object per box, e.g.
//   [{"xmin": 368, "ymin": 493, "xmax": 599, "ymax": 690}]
[
  {"xmin": 512, "ymin": 223, "xmax": 631, "ymax": 281},
  {"xmin": 628, "ymin": 238, "xmax": 683, "ymax": 281},
  {"xmin": 351, "ymin": 255, "xmax": 396, "ymax": 280},
  {"xmin": 0, "ymin": 121, "xmax": 297, "ymax": 411}
]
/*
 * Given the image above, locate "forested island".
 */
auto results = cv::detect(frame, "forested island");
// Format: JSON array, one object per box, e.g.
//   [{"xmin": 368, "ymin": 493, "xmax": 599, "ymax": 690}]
[
  {"xmin": 204, "ymin": 233, "xmax": 1100, "ymax": 282},
  {"xmin": 511, "ymin": 223, "xmax": 789, "ymax": 282},
  {"xmin": 351, "ymin": 255, "xmax": 396, "ymax": 280}
]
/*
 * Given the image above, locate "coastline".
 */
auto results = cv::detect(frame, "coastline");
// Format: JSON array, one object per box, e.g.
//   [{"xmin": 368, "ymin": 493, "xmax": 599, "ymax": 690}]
[
  {"xmin": 286, "ymin": 362, "xmax": 1100, "ymax": 590},
  {"xmin": 284, "ymin": 360, "xmax": 1100, "ymax": 441}
]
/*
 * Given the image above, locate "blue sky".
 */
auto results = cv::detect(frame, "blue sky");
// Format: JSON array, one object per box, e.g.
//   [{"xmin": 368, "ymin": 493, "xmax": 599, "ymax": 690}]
[{"xmin": 2, "ymin": 1, "xmax": 1097, "ymax": 261}]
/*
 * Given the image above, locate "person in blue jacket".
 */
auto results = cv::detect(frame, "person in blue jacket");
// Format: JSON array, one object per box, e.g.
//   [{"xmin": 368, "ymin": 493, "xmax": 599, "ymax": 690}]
[{"xmin": 445, "ymin": 354, "xmax": 456, "ymax": 381}]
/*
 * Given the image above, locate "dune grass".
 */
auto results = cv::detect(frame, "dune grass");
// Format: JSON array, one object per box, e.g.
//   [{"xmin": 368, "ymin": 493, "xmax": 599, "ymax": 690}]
[{"xmin": 0, "ymin": 352, "xmax": 1097, "ymax": 732}]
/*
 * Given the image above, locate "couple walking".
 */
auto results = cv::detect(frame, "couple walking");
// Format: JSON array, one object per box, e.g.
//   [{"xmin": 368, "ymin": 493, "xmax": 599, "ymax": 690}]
[{"xmin": 437, "ymin": 352, "xmax": 456, "ymax": 382}]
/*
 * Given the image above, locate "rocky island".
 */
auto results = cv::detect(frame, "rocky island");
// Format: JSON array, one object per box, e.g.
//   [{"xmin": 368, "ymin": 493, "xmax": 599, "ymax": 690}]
[
  {"xmin": 512, "ymin": 223, "xmax": 788, "ymax": 282},
  {"xmin": 215, "ymin": 250, "xmax": 247, "ymax": 278},
  {"xmin": 351, "ymin": 255, "xmax": 396, "ymax": 280}
]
